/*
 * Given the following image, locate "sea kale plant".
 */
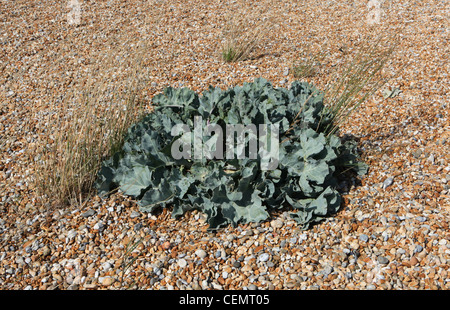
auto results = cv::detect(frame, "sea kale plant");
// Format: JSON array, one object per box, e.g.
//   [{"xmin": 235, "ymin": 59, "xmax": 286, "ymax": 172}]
[{"xmin": 95, "ymin": 78, "xmax": 367, "ymax": 230}]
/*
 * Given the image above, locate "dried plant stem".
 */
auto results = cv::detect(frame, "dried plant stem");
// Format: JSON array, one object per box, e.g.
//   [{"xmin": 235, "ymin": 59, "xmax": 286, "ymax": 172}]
[
  {"xmin": 220, "ymin": 5, "xmax": 275, "ymax": 63},
  {"xmin": 32, "ymin": 42, "xmax": 149, "ymax": 208},
  {"xmin": 322, "ymin": 34, "xmax": 399, "ymax": 136}
]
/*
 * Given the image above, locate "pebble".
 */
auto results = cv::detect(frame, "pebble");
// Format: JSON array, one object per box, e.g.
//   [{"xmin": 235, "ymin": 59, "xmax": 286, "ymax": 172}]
[
  {"xmin": 81, "ymin": 209, "xmax": 95, "ymax": 218},
  {"xmin": 245, "ymin": 229, "xmax": 254, "ymax": 236},
  {"xmin": 41, "ymin": 246, "xmax": 51, "ymax": 257},
  {"xmin": 93, "ymin": 221, "xmax": 104, "ymax": 230},
  {"xmin": 383, "ymin": 177, "xmax": 394, "ymax": 189},
  {"xmin": 178, "ymin": 258, "xmax": 187, "ymax": 268},
  {"xmin": 377, "ymin": 256, "xmax": 390, "ymax": 265},
  {"xmin": 195, "ymin": 249, "xmax": 207, "ymax": 259},
  {"xmin": 67, "ymin": 229, "xmax": 77, "ymax": 240},
  {"xmin": 270, "ymin": 219, "xmax": 283, "ymax": 229},
  {"xmin": 100, "ymin": 276, "xmax": 114, "ymax": 286},
  {"xmin": 101, "ymin": 262, "xmax": 112, "ymax": 272},
  {"xmin": 321, "ymin": 265, "xmax": 334, "ymax": 277},
  {"xmin": 258, "ymin": 253, "xmax": 270, "ymax": 262},
  {"xmin": 162, "ymin": 241, "xmax": 171, "ymax": 250},
  {"xmin": 416, "ymin": 216, "xmax": 427, "ymax": 222},
  {"xmin": 130, "ymin": 211, "xmax": 141, "ymax": 218},
  {"xmin": 359, "ymin": 234, "xmax": 369, "ymax": 242},
  {"xmin": 350, "ymin": 240, "xmax": 359, "ymax": 250},
  {"xmin": 409, "ymin": 256, "xmax": 419, "ymax": 266},
  {"xmin": 414, "ymin": 245, "xmax": 423, "ymax": 253}
]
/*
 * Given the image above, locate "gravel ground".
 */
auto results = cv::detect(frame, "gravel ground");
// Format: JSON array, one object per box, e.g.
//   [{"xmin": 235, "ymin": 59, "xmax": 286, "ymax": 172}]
[{"xmin": 0, "ymin": 0, "xmax": 449, "ymax": 290}]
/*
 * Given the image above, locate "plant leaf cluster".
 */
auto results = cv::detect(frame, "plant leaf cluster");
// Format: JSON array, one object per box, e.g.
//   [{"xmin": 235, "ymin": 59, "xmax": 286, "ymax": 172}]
[{"xmin": 95, "ymin": 78, "xmax": 367, "ymax": 230}]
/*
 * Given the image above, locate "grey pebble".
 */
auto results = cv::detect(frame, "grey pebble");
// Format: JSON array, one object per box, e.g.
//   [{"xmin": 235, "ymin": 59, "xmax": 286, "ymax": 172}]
[
  {"xmin": 130, "ymin": 211, "xmax": 141, "ymax": 218},
  {"xmin": 258, "ymin": 253, "xmax": 270, "ymax": 262},
  {"xmin": 67, "ymin": 229, "xmax": 77, "ymax": 239},
  {"xmin": 93, "ymin": 221, "xmax": 104, "ymax": 230},
  {"xmin": 321, "ymin": 265, "xmax": 334, "ymax": 277},
  {"xmin": 359, "ymin": 234, "xmax": 369, "ymax": 242},
  {"xmin": 81, "ymin": 209, "xmax": 95, "ymax": 218},
  {"xmin": 79, "ymin": 243, "xmax": 86, "ymax": 251},
  {"xmin": 377, "ymin": 256, "xmax": 390, "ymax": 264},
  {"xmin": 134, "ymin": 223, "xmax": 143, "ymax": 231},
  {"xmin": 414, "ymin": 245, "xmax": 423, "ymax": 253},
  {"xmin": 226, "ymin": 234, "xmax": 236, "ymax": 241},
  {"xmin": 416, "ymin": 216, "xmax": 427, "ymax": 222},
  {"xmin": 247, "ymin": 284, "xmax": 258, "ymax": 290},
  {"xmin": 383, "ymin": 177, "xmax": 394, "ymax": 189}
]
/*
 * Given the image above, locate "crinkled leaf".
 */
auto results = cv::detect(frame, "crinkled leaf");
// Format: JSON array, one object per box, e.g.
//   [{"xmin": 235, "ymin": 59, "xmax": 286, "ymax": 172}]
[{"xmin": 118, "ymin": 165, "xmax": 153, "ymax": 197}]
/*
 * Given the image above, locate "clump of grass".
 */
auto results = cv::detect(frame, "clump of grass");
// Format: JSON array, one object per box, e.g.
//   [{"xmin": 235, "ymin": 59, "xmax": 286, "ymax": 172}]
[
  {"xmin": 32, "ymin": 43, "xmax": 149, "ymax": 208},
  {"xmin": 119, "ymin": 233, "xmax": 143, "ymax": 288},
  {"xmin": 292, "ymin": 50, "xmax": 328, "ymax": 79},
  {"xmin": 220, "ymin": 12, "xmax": 273, "ymax": 63},
  {"xmin": 321, "ymin": 34, "xmax": 400, "ymax": 136}
]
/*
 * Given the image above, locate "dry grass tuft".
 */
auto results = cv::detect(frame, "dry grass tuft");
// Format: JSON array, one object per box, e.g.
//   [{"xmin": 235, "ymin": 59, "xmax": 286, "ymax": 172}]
[
  {"xmin": 32, "ymin": 42, "xmax": 150, "ymax": 209},
  {"xmin": 220, "ymin": 2, "xmax": 276, "ymax": 63},
  {"xmin": 221, "ymin": 19, "xmax": 269, "ymax": 62},
  {"xmin": 320, "ymin": 34, "xmax": 401, "ymax": 136},
  {"xmin": 292, "ymin": 48, "xmax": 328, "ymax": 79}
]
